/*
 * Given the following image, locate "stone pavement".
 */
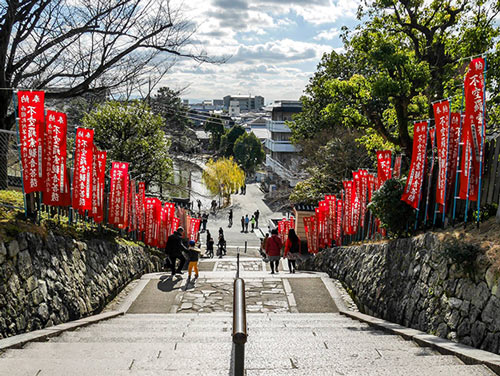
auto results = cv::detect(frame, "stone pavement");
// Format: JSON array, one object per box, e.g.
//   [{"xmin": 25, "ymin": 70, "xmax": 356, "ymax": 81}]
[
  {"xmin": 0, "ymin": 186, "xmax": 497, "ymax": 375},
  {"xmin": 0, "ymin": 255, "xmax": 497, "ymax": 375}
]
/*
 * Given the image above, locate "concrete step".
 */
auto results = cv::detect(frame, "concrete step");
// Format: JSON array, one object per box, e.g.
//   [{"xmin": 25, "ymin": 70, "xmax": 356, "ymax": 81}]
[
  {"xmin": 0, "ymin": 364, "xmax": 492, "ymax": 376},
  {"xmin": 0, "ymin": 354, "xmax": 463, "ymax": 371},
  {"xmin": 245, "ymin": 364, "xmax": 496, "ymax": 376},
  {"xmin": 3, "ymin": 343, "xmax": 439, "ymax": 362},
  {"xmin": 85, "ymin": 320, "xmax": 369, "ymax": 331}
]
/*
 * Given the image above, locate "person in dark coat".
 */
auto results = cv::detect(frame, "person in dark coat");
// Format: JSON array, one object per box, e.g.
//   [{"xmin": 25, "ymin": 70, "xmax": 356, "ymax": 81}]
[
  {"xmin": 165, "ymin": 227, "xmax": 187, "ymax": 276},
  {"xmin": 241, "ymin": 216, "xmax": 245, "ymax": 233},
  {"xmin": 228, "ymin": 209, "xmax": 233, "ymax": 227}
]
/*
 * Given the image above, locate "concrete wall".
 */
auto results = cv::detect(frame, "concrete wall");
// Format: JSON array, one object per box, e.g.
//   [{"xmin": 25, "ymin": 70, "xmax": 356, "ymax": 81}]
[
  {"xmin": 301, "ymin": 233, "xmax": 500, "ymax": 354},
  {"xmin": 0, "ymin": 231, "xmax": 163, "ymax": 339}
]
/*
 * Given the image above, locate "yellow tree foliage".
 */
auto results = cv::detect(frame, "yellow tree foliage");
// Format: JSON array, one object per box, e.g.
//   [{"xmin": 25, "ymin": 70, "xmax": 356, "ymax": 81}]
[{"xmin": 202, "ymin": 157, "xmax": 245, "ymax": 203}]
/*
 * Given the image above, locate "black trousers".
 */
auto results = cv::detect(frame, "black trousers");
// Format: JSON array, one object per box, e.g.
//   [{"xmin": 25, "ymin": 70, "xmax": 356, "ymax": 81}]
[{"xmin": 169, "ymin": 253, "xmax": 186, "ymax": 274}]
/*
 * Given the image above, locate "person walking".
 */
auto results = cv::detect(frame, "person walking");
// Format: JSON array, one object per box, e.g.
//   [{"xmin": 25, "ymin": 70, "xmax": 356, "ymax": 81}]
[
  {"xmin": 284, "ymin": 229, "xmax": 300, "ymax": 274},
  {"xmin": 202, "ymin": 213, "xmax": 208, "ymax": 232},
  {"xmin": 197, "ymin": 199, "xmax": 202, "ymax": 213},
  {"xmin": 228, "ymin": 209, "xmax": 233, "ymax": 227},
  {"xmin": 254, "ymin": 209, "xmax": 260, "ymax": 228},
  {"xmin": 241, "ymin": 216, "xmax": 245, "ymax": 232},
  {"xmin": 217, "ymin": 233, "xmax": 226, "ymax": 258},
  {"xmin": 165, "ymin": 227, "xmax": 187, "ymax": 276},
  {"xmin": 250, "ymin": 215, "xmax": 256, "ymax": 232},
  {"xmin": 266, "ymin": 229, "xmax": 283, "ymax": 274},
  {"xmin": 187, "ymin": 240, "xmax": 201, "ymax": 280},
  {"xmin": 206, "ymin": 236, "xmax": 214, "ymax": 258},
  {"xmin": 244, "ymin": 214, "xmax": 249, "ymax": 233}
]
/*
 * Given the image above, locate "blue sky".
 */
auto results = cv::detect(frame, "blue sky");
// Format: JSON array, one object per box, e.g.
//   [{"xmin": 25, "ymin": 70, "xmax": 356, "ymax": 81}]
[{"xmin": 163, "ymin": 0, "xmax": 361, "ymax": 104}]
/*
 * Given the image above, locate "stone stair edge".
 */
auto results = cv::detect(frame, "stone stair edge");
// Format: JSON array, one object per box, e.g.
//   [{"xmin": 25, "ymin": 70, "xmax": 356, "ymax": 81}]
[
  {"xmin": 0, "ymin": 310, "xmax": 124, "ymax": 352},
  {"xmin": 339, "ymin": 309, "xmax": 500, "ymax": 375}
]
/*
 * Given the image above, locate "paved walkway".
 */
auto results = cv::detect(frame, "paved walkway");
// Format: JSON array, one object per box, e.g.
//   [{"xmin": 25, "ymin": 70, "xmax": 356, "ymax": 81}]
[
  {"xmin": 0, "ymin": 257, "xmax": 495, "ymax": 375},
  {"xmin": 0, "ymin": 184, "xmax": 497, "ymax": 375}
]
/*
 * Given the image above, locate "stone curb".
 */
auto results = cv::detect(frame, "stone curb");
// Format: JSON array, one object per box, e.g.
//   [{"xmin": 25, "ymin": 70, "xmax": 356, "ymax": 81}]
[
  {"xmin": 0, "ymin": 310, "xmax": 124, "ymax": 352},
  {"xmin": 339, "ymin": 310, "xmax": 500, "ymax": 375}
]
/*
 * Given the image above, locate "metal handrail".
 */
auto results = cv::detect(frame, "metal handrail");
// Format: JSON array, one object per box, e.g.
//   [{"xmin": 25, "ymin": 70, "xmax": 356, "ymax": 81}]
[{"xmin": 232, "ymin": 276, "xmax": 247, "ymax": 375}]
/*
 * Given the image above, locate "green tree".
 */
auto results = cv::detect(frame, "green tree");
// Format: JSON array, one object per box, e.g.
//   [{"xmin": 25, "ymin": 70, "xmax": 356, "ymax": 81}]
[
  {"xmin": 204, "ymin": 114, "xmax": 225, "ymax": 151},
  {"xmin": 233, "ymin": 132, "xmax": 265, "ymax": 173},
  {"xmin": 220, "ymin": 125, "xmax": 245, "ymax": 157},
  {"xmin": 202, "ymin": 157, "xmax": 245, "ymax": 205},
  {"xmin": 82, "ymin": 101, "xmax": 172, "ymax": 190},
  {"xmin": 150, "ymin": 87, "xmax": 198, "ymax": 153}
]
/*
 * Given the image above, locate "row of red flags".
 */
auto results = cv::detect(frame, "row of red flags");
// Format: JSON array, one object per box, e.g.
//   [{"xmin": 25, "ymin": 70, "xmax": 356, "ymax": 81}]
[
  {"xmin": 17, "ymin": 91, "xmax": 201, "ymax": 247},
  {"xmin": 402, "ymin": 58, "xmax": 486, "ymax": 212},
  {"xmin": 298, "ymin": 58, "xmax": 486, "ymax": 252}
]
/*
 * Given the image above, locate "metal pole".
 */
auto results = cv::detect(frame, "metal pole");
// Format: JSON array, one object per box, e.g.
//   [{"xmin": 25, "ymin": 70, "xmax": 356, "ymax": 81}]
[
  {"xmin": 232, "ymin": 278, "xmax": 247, "ymax": 376},
  {"xmin": 442, "ymin": 99, "xmax": 453, "ymax": 226},
  {"xmin": 12, "ymin": 91, "xmax": 28, "ymax": 218},
  {"xmin": 415, "ymin": 123, "xmax": 429, "ymax": 231},
  {"xmin": 452, "ymin": 89, "xmax": 465, "ymax": 224},
  {"xmin": 424, "ymin": 127, "xmax": 435, "ymax": 226},
  {"xmin": 476, "ymin": 57, "xmax": 487, "ymax": 227},
  {"xmin": 244, "ymin": 240, "xmax": 247, "ymax": 253}
]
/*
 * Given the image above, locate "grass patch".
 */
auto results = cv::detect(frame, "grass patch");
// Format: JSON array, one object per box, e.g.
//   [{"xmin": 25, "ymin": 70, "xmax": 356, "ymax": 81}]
[{"xmin": 0, "ymin": 189, "xmax": 144, "ymax": 248}]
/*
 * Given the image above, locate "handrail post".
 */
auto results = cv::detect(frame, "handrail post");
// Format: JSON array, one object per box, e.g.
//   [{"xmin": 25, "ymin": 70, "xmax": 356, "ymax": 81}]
[{"xmin": 232, "ymin": 278, "xmax": 247, "ymax": 376}]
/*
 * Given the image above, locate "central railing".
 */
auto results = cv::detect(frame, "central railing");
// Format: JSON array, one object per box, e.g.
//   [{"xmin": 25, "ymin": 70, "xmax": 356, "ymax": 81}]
[{"xmin": 232, "ymin": 252, "xmax": 247, "ymax": 376}]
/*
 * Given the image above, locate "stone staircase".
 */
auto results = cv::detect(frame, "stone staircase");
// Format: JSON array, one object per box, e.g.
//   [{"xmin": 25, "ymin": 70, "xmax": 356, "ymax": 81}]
[{"xmin": 0, "ymin": 312, "xmax": 496, "ymax": 375}]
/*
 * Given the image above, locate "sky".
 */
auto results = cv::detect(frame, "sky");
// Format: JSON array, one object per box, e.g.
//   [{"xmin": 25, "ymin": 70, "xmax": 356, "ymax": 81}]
[{"xmin": 162, "ymin": 0, "xmax": 362, "ymax": 104}]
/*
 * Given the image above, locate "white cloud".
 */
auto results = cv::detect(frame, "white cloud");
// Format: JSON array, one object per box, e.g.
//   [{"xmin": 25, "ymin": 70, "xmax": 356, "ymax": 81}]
[{"xmin": 314, "ymin": 27, "xmax": 341, "ymax": 41}]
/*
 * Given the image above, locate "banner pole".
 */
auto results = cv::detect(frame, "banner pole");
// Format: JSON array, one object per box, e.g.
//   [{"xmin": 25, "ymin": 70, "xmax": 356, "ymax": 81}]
[
  {"xmin": 415, "ymin": 123, "xmax": 429, "ymax": 231},
  {"xmin": 424, "ymin": 127, "xmax": 435, "ymax": 226},
  {"xmin": 12, "ymin": 91, "xmax": 28, "ymax": 218},
  {"xmin": 476, "ymin": 57, "xmax": 487, "ymax": 227},
  {"xmin": 442, "ymin": 99, "xmax": 452, "ymax": 226},
  {"xmin": 452, "ymin": 88, "xmax": 465, "ymax": 225}
]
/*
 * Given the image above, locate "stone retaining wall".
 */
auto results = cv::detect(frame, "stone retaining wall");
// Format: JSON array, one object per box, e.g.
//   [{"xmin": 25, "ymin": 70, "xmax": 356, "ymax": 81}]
[
  {"xmin": 301, "ymin": 233, "xmax": 500, "ymax": 354},
  {"xmin": 0, "ymin": 231, "xmax": 163, "ymax": 339}
]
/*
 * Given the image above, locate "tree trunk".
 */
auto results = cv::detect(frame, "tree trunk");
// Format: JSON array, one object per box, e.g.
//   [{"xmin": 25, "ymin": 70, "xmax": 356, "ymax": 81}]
[
  {"xmin": 0, "ymin": 90, "xmax": 15, "ymax": 189},
  {"xmin": 0, "ymin": 131, "xmax": 9, "ymax": 189}
]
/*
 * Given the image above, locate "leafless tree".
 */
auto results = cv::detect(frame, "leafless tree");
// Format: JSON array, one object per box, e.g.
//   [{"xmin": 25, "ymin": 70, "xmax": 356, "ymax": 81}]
[{"xmin": 0, "ymin": 0, "xmax": 223, "ymax": 188}]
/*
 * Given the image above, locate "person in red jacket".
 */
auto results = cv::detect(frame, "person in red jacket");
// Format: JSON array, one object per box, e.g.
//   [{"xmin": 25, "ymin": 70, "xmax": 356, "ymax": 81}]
[
  {"xmin": 266, "ymin": 229, "xmax": 283, "ymax": 274},
  {"xmin": 283, "ymin": 228, "xmax": 300, "ymax": 274}
]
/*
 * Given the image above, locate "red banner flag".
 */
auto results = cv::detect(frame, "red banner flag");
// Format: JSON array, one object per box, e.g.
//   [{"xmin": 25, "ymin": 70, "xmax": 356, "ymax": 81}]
[
  {"xmin": 343, "ymin": 180, "xmax": 355, "ymax": 235},
  {"xmin": 137, "ymin": 182, "xmax": 146, "ymax": 232},
  {"xmin": 359, "ymin": 169, "xmax": 368, "ymax": 228},
  {"xmin": 43, "ymin": 111, "xmax": 70, "ymax": 206},
  {"xmin": 304, "ymin": 216, "xmax": 312, "ymax": 253},
  {"xmin": 144, "ymin": 197, "xmax": 161, "ymax": 246},
  {"xmin": 393, "ymin": 155, "xmax": 402, "ymax": 179},
  {"xmin": 459, "ymin": 58, "xmax": 485, "ymax": 202},
  {"xmin": 446, "ymin": 113, "xmax": 461, "ymax": 211},
  {"xmin": 401, "ymin": 121, "xmax": 428, "ymax": 208},
  {"xmin": 433, "ymin": 100, "xmax": 450, "ymax": 209},
  {"xmin": 18, "ymin": 91, "xmax": 45, "ymax": 193},
  {"xmin": 108, "ymin": 162, "xmax": 129, "ymax": 225},
  {"xmin": 188, "ymin": 217, "xmax": 201, "ymax": 242},
  {"xmin": 368, "ymin": 174, "xmax": 375, "ymax": 202},
  {"xmin": 72, "ymin": 128, "xmax": 94, "ymax": 211},
  {"xmin": 92, "ymin": 151, "xmax": 106, "ymax": 222},
  {"xmin": 310, "ymin": 215, "xmax": 318, "ymax": 253},
  {"xmin": 377, "ymin": 150, "xmax": 392, "ymax": 183},
  {"xmin": 127, "ymin": 180, "xmax": 137, "ymax": 231},
  {"xmin": 335, "ymin": 199, "xmax": 343, "ymax": 245}
]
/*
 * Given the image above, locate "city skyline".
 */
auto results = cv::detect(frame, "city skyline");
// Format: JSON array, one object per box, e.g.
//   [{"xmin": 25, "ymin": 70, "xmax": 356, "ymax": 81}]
[{"xmin": 163, "ymin": 0, "xmax": 361, "ymax": 103}]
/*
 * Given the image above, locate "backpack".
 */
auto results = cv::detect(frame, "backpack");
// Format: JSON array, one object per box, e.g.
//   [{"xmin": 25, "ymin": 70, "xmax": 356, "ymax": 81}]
[{"xmin": 290, "ymin": 240, "xmax": 299, "ymax": 253}]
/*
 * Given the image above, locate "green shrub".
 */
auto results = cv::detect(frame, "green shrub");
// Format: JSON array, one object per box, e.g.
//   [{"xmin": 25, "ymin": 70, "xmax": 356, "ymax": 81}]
[{"xmin": 367, "ymin": 178, "xmax": 414, "ymax": 238}]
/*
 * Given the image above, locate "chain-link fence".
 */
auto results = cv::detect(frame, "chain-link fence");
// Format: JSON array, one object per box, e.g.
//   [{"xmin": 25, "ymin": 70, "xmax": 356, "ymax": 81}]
[{"xmin": 0, "ymin": 128, "xmax": 22, "ymax": 191}]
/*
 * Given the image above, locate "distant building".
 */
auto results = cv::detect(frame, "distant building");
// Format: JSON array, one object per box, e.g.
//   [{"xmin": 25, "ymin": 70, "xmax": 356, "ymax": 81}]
[
  {"xmin": 229, "ymin": 100, "xmax": 241, "ymax": 117},
  {"xmin": 223, "ymin": 95, "xmax": 264, "ymax": 112},
  {"xmin": 264, "ymin": 100, "xmax": 304, "ymax": 187}
]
